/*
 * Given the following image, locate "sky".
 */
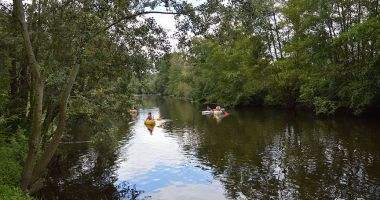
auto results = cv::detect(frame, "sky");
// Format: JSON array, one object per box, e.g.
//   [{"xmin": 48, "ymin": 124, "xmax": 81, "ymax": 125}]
[{"xmin": 145, "ymin": 0, "xmax": 205, "ymax": 50}]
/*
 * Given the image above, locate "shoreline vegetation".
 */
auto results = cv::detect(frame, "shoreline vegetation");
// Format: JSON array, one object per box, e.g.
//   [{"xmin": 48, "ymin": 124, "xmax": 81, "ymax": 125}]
[
  {"xmin": 142, "ymin": 93, "xmax": 380, "ymax": 118},
  {"xmin": 150, "ymin": 1, "xmax": 380, "ymax": 117}
]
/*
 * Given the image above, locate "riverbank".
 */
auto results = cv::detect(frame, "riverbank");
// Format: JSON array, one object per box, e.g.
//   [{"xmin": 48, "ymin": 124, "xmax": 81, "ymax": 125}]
[
  {"xmin": 0, "ymin": 129, "xmax": 35, "ymax": 200},
  {"xmin": 148, "ymin": 93, "xmax": 380, "ymax": 118}
]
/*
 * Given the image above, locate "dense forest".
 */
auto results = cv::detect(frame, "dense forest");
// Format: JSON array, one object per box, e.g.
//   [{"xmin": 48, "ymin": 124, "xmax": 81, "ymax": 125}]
[
  {"xmin": 0, "ymin": 0, "xmax": 379, "ymax": 199},
  {"xmin": 154, "ymin": 0, "xmax": 380, "ymax": 115}
]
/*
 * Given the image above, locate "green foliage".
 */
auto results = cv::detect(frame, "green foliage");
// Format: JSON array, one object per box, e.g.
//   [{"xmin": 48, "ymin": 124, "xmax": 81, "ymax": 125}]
[
  {"xmin": 0, "ymin": 185, "xmax": 35, "ymax": 200},
  {"xmin": 0, "ymin": 129, "xmax": 27, "ymax": 186},
  {"xmin": 155, "ymin": 0, "xmax": 380, "ymax": 115},
  {"xmin": 0, "ymin": 129, "xmax": 32, "ymax": 200},
  {"xmin": 0, "ymin": 0, "xmax": 192, "ymax": 196},
  {"xmin": 0, "ymin": 6, "xmax": 12, "ymax": 115},
  {"xmin": 0, "ymin": 55, "xmax": 10, "ymax": 111},
  {"xmin": 339, "ymin": 79, "xmax": 379, "ymax": 115},
  {"xmin": 1, "ymin": 0, "xmax": 175, "ymax": 124},
  {"xmin": 155, "ymin": 34, "xmax": 269, "ymax": 106},
  {"xmin": 154, "ymin": 57, "xmax": 170, "ymax": 94},
  {"xmin": 154, "ymin": 53, "xmax": 194, "ymax": 99},
  {"xmin": 69, "ymin": 75, "xmax": 136, "ymax": 118},
  {"xmin": 312, "ymin": 97, "xmax": 338, "ymax": 115}
]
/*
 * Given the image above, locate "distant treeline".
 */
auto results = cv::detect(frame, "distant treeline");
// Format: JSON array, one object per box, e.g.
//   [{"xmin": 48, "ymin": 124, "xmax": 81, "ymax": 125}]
[{"xmin": 154, "ymin": 0, "xmax": 380, "ymax": 115}]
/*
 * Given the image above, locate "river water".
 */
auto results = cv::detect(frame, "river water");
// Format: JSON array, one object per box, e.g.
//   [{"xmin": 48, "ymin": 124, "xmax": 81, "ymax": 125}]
[{"xmin": 41, "ymin": 96, "xmax": 380, "ymax": 199}]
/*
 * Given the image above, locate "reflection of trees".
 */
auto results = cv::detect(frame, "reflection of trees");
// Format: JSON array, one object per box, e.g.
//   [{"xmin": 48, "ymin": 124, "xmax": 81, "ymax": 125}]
[
  {"xmin": 40, "ymin": 96, "xmax": 380, "ymax": 199},
  {"xmin": 155, "ymin": 96, "xmax": 380, "ymax": 199},
  {"xmin": 39, "ymin": 115, "xmax": 144, "ymax": 200},
  {"xmin": 117, "ymin": 181, "xmax": 145, "ymax": 200}
]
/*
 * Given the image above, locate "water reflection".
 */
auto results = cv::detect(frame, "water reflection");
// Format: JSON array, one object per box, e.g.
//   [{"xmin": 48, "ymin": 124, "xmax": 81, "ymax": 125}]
[
  {"xmin": 145, "ymin": 124, "xmax": 155, "ymax": 135},
  {"xmin": 116, "ymin": 108, "xmax": 228, "ymax": 199},
  {"xmin": 39, "ymin": 116, "xmax": 145, "ymax": 199},
  {"xmin": 42, "ymin": 96, "xmax": 380, "ymax": 199}
]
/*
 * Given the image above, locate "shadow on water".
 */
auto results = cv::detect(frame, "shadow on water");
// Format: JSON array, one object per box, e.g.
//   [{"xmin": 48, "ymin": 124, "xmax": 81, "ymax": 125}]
[
  {"xmin": 38, "ymin": 115, "xmax": 145, "ymax": 200},
  {"xmin": 41, "ymin": 96, "xmax": 380, "ymax": 199}
]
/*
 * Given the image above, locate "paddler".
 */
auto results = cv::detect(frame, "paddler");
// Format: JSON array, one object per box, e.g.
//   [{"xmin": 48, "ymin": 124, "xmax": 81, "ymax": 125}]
[{"xmin": 146, "ymin": 112, "xmax": 153, "ymax": 120}]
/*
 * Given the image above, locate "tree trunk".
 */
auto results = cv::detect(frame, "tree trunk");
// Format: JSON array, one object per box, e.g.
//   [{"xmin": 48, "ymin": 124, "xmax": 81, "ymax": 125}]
[
  {"xmin": 270, "ymin": 30, "xmax": 279, "ymax": 60},
  {"xmin": 30, "ymin": 63, "xmax": 80, "ymax": 187},
  {"xmin": 15, "ymin": 0, "xmax": 81, "ymax": 189},
  {"xmin": 20, "ymin": 78, "xmax": 43, "ymax": 191},
  {"xmin": 14, "ymin": 0, "xmax": 44, "ymax": 192},
  {"xmin": 9, "ymin": 54, "xmax": 18, "ymax": 100},
  {"xmin": 41, "ymin": 103, "xmax": 58, "ymax": 147},
  {"xmin": 18, "ymin": 59, "xmax": 29, "ymax": 118},
  {"xmin": 272, "ymin": 10, "xmax": 283, "ymax": 59}
]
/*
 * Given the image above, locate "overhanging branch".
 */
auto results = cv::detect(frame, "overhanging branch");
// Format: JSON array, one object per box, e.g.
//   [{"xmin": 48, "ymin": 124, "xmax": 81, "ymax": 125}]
[{"xmin": 93, "ymin": 11, "xmax": 183, "ymax": 38}]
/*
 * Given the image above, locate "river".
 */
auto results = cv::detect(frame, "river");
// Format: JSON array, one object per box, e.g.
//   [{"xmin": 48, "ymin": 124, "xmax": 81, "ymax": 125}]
[{"xmin": 40, "ymin": 96, "xmax": 380, "ymax": 199}]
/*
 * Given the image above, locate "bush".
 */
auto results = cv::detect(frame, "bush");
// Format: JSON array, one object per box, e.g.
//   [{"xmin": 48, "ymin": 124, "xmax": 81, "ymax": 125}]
[
  {"xmin": 0, "ymin": 128, "xmax": 32, "ymax": 200},
  {"xmin": 0, "ymin": 185, "xmax": 35, "ymax": 200},
  {"xmin": 313, "ymin": 97, "xmax": 338, "ymax": 115},
  {"xmin": 0, "ymin": 152, "xmax": 22, "ymax": 186},
  {"xmin": 0, "ymin": 130, "xmax": 27, "ymax": 186}
]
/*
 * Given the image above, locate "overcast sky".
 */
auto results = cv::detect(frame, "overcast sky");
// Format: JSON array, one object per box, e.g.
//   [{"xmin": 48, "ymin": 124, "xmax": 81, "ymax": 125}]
[{"xmin": 145, "ymin": 0, "xmax": 205, "ymax": 50}]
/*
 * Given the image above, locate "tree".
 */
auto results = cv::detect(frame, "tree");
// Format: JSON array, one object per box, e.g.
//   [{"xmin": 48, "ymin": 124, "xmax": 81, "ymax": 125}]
[
  {"xmin": 7, "ymin": 0, "xmax": 188, "ymax": 193},
  {"xmin": 156, "ymin": 0, "xmax": 380, "ymax": 114}
]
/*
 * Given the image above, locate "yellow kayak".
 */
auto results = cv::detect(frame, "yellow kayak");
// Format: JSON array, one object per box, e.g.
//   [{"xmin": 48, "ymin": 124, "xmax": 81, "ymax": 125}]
[
  {"xmin": 145, "ymin": 124, "xmax": 155, "ymax": 133},
  {"xmin": 144, "ymin": 119, "xmax": 156, "ymax": 125}
]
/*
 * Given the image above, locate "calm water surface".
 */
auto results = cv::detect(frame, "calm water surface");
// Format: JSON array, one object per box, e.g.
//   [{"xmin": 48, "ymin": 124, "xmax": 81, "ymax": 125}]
[{"xmin": 41, "ymin": 96, "xmax": 380, "ymax": 199}]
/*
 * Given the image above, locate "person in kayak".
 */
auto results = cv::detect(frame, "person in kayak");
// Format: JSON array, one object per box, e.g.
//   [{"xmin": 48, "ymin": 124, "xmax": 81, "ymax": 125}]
[
  {"xmin": 146, "ymin": 112, "xmax": 153, "ymax": 120},
  {"xmin": 129, "ymin": 105, "xmax": 138, "ymax": 115}
]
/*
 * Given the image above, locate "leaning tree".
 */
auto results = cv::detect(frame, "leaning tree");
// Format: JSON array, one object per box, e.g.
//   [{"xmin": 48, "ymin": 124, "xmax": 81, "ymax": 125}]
[{"xmin": 10, "ymin": 0, "xmax": 193, "ymax": 193}]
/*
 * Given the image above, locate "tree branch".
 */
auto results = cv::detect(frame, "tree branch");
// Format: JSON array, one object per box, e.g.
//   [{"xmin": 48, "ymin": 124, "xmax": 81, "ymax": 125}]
[{"xmin": 93, "ymin": 11, "xmax": 183, "ymax": 38}]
